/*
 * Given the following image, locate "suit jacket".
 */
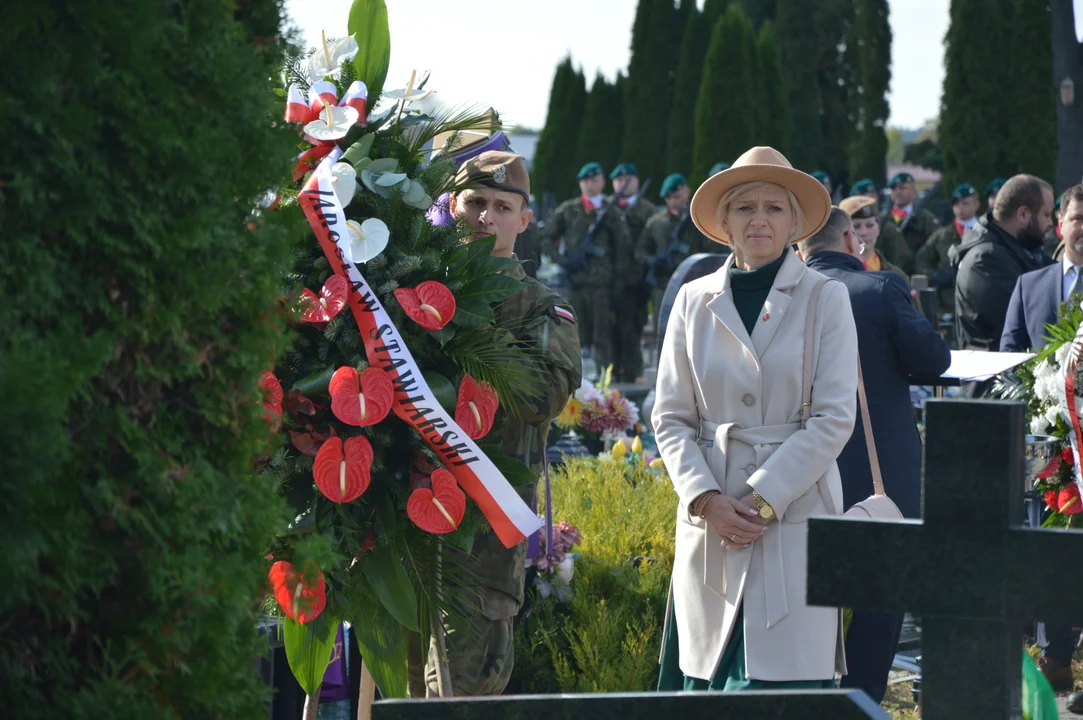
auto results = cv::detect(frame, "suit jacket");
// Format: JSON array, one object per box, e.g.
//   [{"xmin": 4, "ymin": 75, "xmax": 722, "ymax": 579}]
[
  {"xmin": 653, "ymin": 249, "xmax": 857, "ymax": 682},
  {"xmin": 1000, "ymin": 262, "xmax": 1064, "ymax": 352},
  {"xmin": 805, "ymin": 252, "xmax": 951, "ymax": 519}
]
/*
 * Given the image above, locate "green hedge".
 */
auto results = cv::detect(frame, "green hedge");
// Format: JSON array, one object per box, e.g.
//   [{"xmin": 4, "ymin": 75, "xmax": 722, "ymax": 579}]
[
  {"xmin": 511, "ymin": 458, "xmax": 677, "ymax": 693},
  {"xmin": 0, "ymin": 2, "xmax": 297, "ymax": 716}
]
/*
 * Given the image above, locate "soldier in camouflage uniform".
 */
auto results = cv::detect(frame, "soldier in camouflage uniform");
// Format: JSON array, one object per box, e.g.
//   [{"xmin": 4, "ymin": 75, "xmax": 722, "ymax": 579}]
[
  {"xmin": 417, "ymin": 151, "xmax": 581, "ymax": 697},
  {"xmin": 851, "ymin": 178, "xmax": 908, "ymax": 270},
  {"xmin": 914, "ymin": 183, "xmax": 980, "ymax": 315},
  {"xmin": 609, "ymin": 163, "xmax": 656, "ymax": 383},
  {"xmin": 880, "ymin": 172, "xmax": 940, "ymax": 275},
  {"xmin": 841, "ymin": 196, "xmax": 911, "ymax": 287},
  {"xmin": 640, "ymin": 174, "xmax": 724, "ymax": 324},
  {"xmin": 539, "ymin": 162, "xmax": 631, "ymax": 372},
  {"xmin": 986, "ymin": 177, "xmax": 1007, "ymax": 213}
]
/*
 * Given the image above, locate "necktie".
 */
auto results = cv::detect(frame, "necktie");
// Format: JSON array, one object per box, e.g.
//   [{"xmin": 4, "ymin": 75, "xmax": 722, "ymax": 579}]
[{"xmin": 1069, "ymin": 267, "xmax": 1083, "ymax": 300}]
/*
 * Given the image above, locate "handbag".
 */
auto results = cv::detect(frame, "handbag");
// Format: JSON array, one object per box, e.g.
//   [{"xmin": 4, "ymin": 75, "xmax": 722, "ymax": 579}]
[{"xmin": 802, "ymin": 276, "xmax": 903, "ymax": 521}]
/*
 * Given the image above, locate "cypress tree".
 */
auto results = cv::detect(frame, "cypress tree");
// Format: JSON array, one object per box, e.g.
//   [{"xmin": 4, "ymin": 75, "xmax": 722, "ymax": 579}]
[
  {"xmin": 623, "ymin": 0, "xmax": 678, "ymax": 186},
  {"xmin": 940, "ymin": 0, "xmax": 1016, "ymax": 197},
  {"xmin": 817, "ymin": 0, "xmax": 857, "ymax": 185},
  {"xmin": 533, "ymin": 57, "xmax": 589, "ymax": 202},
  {"xmin": 692, "ymin": 6, "xmax": 760, "ymax": 183},
  {"xmin": 0, "ymin": 0, "xmax": 295, "ymax": 715},
  {"xmin": 1009, "ymin": 0, "xmax": 1056, "ymax": 182},
  {"xmin": 755, "ymin": 21, "xmax": 790, "ymax": 152},
  {"xmin": 738, "ymin": 0, "xmax": 777, "ymax": 27},
  {"xmin": 576, "ymin": 74, "xmax": 624, "ymax": 174},
  {"xmin": 666, "ymin": 0, "xmax": 732, "ymax": 175},
  {"xmin": 849, "ymin": 0, "xmax": 892, "ymax": 187},
  {"xmin": 775, "ymin": 0, "xmax": 826, "ymax": 170}
]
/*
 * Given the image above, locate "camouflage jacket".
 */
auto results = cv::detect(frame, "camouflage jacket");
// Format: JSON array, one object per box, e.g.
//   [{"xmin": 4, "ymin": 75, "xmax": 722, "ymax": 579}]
[
  {"xmin": 539, "ymin": 196, "xmax": 633, "ymax": 287},
  {"xmin": 882, "ymin": 208, "xmax": 940, "ymax": 269},
  {"xmin": 914, "ymin": 224, "xmax": 962, "ymax": 277},
  {"xmin": 639, "ymin": 208, "xmax": 723, "ymax": 287}
]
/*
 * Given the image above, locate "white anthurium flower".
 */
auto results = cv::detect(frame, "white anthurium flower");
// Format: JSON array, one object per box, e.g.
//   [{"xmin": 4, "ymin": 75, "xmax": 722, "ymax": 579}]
[
  {"xmin": 303, "ymin": 103, "xmax": 360, "ymax": 142},
  {"xmin": 308, "ymin": 32, "xmax": 359, "ymax": 83},
  {"xmin": 347, "ymin": 218, "xmax": 390, "ymax": 264},
  {"xmin": 382, "ymin": 86, "xmax": 435, "ymax": 104},
  {"xmin": 330, "ymin": 163, "xmax": 357, "ymax": 207},
  {"xmin": 374, "ymin": 171, "xmax": 408, "ymax": 188}
]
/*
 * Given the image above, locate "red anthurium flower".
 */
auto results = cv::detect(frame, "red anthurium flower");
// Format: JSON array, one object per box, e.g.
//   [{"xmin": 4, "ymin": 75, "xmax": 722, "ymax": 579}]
[
  {"xmin": 1063, "ymin": 447, "xmax": 1076, "ymax": 467},
  {"xmin": 313, "ymin": 435, "xmax": 374, "ymax": 503},
  {"xmin": 289, "ymin": 423, "xmax": 337, "ymax": 457},
  {"xmin": 260, "ymin": 372, "xmax": 283, "ymax": 430},
  {"xmin": 1045, "ymin": 490, "xmax": 1061, "ymax": 512},
  {"xmin": 268, "ymin": 560, "xmax": 326, "ymax": 624},
  {"xmin": 393, "ymin": 281, "xmax": 456, "ymax": 331},
  {"xmin": 300, "ymin": 275, "xmax": 348, "ymax": 324},
  {"xmin": 407, "ymin": 469, "xmax": 466, "ymax": 534},
  {"xmin": 455, "ymin": 374, "xmax": 499, "ymax": 439},
  {"xmin": 1058, "ymin": 484, "xmax": 1082, "ymax": 515},
  {"xmin": 329, "ymin": 366, "xmax": 394, "ymax": 426},
  {"xmin": 1038, "ymin": 456, "xmax": 1062, "ymax": 480},
  {"xmin": 283, "ymin": 389, "xmax": 317, "ymax": 416}
]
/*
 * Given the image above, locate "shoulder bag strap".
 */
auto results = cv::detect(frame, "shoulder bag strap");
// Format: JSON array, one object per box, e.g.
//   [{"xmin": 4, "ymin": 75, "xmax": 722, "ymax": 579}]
[{"xmin": 803, "ymin": 277, "xmax": 886, "ymax": 517}]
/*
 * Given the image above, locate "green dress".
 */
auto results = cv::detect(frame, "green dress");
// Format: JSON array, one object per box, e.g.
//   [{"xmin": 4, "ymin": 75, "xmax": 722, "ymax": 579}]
[{"xmin": 656, "ymin": 249, "xmax": 837, "ymax": 692}]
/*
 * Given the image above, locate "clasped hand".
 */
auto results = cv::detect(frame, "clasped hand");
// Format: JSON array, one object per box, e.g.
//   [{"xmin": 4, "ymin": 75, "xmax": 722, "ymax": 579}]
[{"xmin": 702, "ymin": 493, "xmax": 768, "ymax": 549}]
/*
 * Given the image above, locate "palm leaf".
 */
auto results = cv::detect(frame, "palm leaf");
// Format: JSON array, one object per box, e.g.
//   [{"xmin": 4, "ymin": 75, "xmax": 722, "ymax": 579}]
[
  {"xmin": 399, "ymin": 104, "xmax": 500, "ymax": 171},
  {"xmin": 442, "ymin": 323, "xmax": 544, "ymax": 418}
]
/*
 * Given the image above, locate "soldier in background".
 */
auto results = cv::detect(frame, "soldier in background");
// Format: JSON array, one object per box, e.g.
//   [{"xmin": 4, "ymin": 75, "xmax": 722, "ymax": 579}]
[
  {"xmin": 914, "ymin": 183, "xmax": 980, "ymax": 315},
  {"xmin": 850, "ymin": 178, "xmax": 908, "ymax": 270},
  {"xmin": 640, "ymin": 173, "xmax": 723, "ymax": 326},
  {"xmin": 841, "ymin": 196, "xmax": 910, "ymax": 287},
  {"xmin": 812, "ymin": 170, "xmax": 833, "ymax": 198},
  {"xmin": 708, "ymin": 162, "xmax": 731, "ymax": 176},
  {"xmin": 880, "ymin": 172, "xmax": 940, "ymax": 275},
  {"xmin": 986, "ymin": 177, "xmax": 1007, "ymax": 212},
  {"xmin": 609, "ymin": 163, "xmax": 656, "ymax": 383},
  {"xmin": 418, "ymin": 151, "xmax": 581, "ymax": 697},
  {"xmin": 539, "ymin": 162, "xmax": 630, "ymax": 373},
  {"xmin": 850, "ymin": 178, "xmax": 878, "ymax": 201}
]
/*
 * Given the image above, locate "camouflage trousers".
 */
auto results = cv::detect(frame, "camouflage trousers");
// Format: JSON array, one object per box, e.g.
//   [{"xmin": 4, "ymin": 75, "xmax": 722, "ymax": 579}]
[
  {"xmin": 612, "ymin": 286, "xmax": 647, "ymax": 383},
  {"xmin": 568, "ymin": 285, "xmax": 615, "ymax": 370}
]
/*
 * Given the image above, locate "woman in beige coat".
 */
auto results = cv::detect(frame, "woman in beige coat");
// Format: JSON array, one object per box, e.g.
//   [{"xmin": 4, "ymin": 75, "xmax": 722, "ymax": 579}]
[{"xmin": 654, "ymin": 147, "xmax": 859, "ymax": 691}]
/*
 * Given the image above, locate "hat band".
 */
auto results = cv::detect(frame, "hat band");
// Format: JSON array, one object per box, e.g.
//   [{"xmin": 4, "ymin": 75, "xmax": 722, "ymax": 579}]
[{"xmin": 466, "ymin": 176, "xmax": 529, "ymax": 202}]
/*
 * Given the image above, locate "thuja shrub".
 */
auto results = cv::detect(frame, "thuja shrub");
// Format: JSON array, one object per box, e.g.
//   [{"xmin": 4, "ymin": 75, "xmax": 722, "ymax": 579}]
[
  {"xmin": 512, "ymin": 458, "xmax": 677, "ymax": 693},
  {"xmin": 0, "ymin": 2, "xmax": 298, "ymax": 717}
]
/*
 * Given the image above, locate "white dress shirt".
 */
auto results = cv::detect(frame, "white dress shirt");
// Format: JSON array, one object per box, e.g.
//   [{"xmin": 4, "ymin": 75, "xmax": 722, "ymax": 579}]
[{"xmin": 1062, "ymin": 256, "xmax": 1083, "ymax": 301}]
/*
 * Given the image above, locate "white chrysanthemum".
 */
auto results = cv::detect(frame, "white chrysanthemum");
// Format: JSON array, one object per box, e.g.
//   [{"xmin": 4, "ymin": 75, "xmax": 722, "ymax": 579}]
[
  {"xmin": 1031, "ymin": 413, "xmax": 1051, "ymax": 436},
  {"xmin": 1055, "ymin": 341, "xmax": 1074, "ymax": 369}
]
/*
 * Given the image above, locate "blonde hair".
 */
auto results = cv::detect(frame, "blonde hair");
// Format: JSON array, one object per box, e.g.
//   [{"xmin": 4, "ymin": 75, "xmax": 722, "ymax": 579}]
[{"xmin": 715, "ymin": 181, "xmax": 806, "ymax": 242}]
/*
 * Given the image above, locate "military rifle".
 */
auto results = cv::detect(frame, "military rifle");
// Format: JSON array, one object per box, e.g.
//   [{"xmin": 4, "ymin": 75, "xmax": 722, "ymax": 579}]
[
  {"xmin": 645, "ymin": 207, "xmax": 692, "ymax": 288},
  {"xmin": 562, "ymin": 178, "xmax": 651, "ymax": 275}
]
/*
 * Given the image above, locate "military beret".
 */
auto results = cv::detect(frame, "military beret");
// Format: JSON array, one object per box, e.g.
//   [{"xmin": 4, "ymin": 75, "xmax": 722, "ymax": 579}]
[
  {"xmin": 839, "ymin": 196, "xmax": 878, "ymax": 220},
  {"xmin": 849, "ymin": 178, "xmax": 876, "ymax": 196},
  {"xmin": 709, "ymin": 162, "xmax": 731, "ymax": 176},
  {"xmin": 951, "ymin": 183, "xmax": 977, "ymax": 203},
  {"xmin": 608, "ymin": 162, "xmax": 639, "ymax": 179},
  {"xmin": 453, "ymin": 151, "xmax": 530, "ymax": 201},
  {"xmin": 888, "ymin": 172, "xmax": 915, "ymax": 188},
  {"xmin": 812, "ymin": 171, "xmax": 831, "ymax": 184},
  {"xmin": 659, "ymin": 173, "xmax": 688, "ymax": 199},
  {"xmin": 577, "ymin": 162, "xmax": 604, "ymax": 180},
  {"xmin": 986, "ymin": 177, "xmax": 1007, "ymax": 197},
  {"xmin": 1055, "ymin": 194, "xmax": 1062, "ymax": 212}
]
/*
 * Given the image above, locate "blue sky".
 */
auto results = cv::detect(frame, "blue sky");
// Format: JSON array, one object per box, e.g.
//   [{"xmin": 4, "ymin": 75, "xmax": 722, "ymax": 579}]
[{"xmin": 286, "ymin": 0, "xmax": 1083, "ymax": 131}]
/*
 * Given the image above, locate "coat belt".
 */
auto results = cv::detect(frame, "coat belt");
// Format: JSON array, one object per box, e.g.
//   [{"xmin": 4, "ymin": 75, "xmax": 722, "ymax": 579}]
[{"xmin": 697, "ymin": 419, "xmax": 800, "ymax": 628}]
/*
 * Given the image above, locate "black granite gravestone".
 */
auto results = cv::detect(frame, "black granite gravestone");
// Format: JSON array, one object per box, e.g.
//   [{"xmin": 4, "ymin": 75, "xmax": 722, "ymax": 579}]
[
  {"xmin": 807, "ymin": 400, "xmax": 1083, "ymax": 720},
  {"xmin": 373, "ymin": 689, "xmax": 890, "ymax": 720}
]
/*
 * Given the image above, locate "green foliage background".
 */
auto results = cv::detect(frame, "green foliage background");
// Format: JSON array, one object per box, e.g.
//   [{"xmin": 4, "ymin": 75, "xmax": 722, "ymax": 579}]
[
  {"xmin": 0, "ymin": 1, "xmax": 298, "ymax": 716},
  {"xmin": 510, "ymin": 458, "xmax": 677, "ymax": 693}
]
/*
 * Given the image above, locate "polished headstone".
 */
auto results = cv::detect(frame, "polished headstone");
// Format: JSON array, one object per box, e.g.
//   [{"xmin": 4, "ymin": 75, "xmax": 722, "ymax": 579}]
[
  {"xmin": 373, "ymin": 690, "xmax": 890, "ymax": 720},
  {"xmin": 807, "ymin": 400, "xmax": 1083, "ymax": 720}
]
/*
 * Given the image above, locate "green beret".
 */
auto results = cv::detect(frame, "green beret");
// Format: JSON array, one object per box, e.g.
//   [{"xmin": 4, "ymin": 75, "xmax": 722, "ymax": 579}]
[
  {"xmin": 709, "ymin": 162, "xmax": 731, "ymax": 176},
  {"xmin": 577, "ymin": 162, "xmax": 604, "ymax": 181},
  {"xmin": 952, "ymin": 183, "xmax": 977, "ymax": 202},
  {"xmin": 850, "ymin": 178, "xmax": 876, "ymax": 196},
  {"xmin": 659, "ymin": 173, "xmax": 688, "ymax": 199},
  {"xmin": 608, "ymin": 162, "xmax": 639, "ymax": 179},
  {"xmin": 1055, "ymin": 194, "xmax": 1062, "ymax": 212},
  {"xmin": 986, "ymin": 177, "xmax": 1007, "ymax": 197},
  {"xmin": 812, "ymin": 171, "xmax": 831, "ymax": 184},
  {"xmin": 888, "ymin": 172, "xmax": 915, "ymax": 188}
]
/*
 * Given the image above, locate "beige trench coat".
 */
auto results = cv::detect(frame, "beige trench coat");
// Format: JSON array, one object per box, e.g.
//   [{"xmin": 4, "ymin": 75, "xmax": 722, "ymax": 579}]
[{"xmin": 652, "ymin": 250, "xmax": 858, "ymax": 682}]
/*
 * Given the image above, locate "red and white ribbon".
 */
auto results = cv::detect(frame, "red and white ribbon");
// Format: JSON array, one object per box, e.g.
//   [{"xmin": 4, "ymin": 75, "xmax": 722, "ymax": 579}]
[
  {"xmin": 1063, "ymin": 324, "xmax": 1083, "ymax": 489},
  {"xmin": 285, "ymin": 81, "xmax": 368, "ymax": 180},
  {"xmin": 299, "ymin": 157, "xmax": 542, "ymax": 548}
]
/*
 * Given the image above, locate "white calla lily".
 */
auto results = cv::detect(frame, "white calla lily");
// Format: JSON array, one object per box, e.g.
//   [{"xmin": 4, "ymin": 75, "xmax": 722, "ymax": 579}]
[
  {"xmin": 330, "ymin": 163, "xmax": 357, "ymax": 207},
  {"xmin": 347, "ymin": 218, "xmax": 390, "ymax": 264},
  {"xmin": 308, "ymin": 32, "xmax": 359, "ymax": 83},
  {"xmin": 303, "ymin": 104, "xmax": 360, "ymax": 142}
]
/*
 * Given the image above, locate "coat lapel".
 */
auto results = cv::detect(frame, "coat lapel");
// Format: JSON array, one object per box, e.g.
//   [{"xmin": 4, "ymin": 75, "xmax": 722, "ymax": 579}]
[
  {"xmin": 706, "ymin": 287, "xmax": 757, "ymax": 362},
  {"xmin": 749, "ymin": 250, "xmax": 806, "ymax": 358}
]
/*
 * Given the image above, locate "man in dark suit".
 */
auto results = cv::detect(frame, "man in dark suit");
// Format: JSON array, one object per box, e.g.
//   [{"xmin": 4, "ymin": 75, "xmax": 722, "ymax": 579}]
[
  {"xmin": 1000, "ymin": 185, "xmax": 1083, "ymax": 694},
  {"xmin": 799, "ymin": 207, "xmax": 951, "ymax": 704}
]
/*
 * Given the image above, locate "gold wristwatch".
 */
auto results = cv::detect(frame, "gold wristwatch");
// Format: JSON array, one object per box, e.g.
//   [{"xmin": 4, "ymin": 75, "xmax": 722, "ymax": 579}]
[{"xmin": 752, "ymin": 491, "xmax": 776, "ymax": 522}]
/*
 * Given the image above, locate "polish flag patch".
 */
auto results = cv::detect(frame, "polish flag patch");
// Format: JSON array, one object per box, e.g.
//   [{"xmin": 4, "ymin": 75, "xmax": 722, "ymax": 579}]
[{"xmin": 553, "ymin": 306, "xmax": 576, "ymax": 324}]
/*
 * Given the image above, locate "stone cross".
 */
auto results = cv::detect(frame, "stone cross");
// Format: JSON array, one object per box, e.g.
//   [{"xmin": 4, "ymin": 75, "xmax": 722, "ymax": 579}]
[
  {"xmin": 373, "ymin": 689, "xmax": 890, "ymax": 720},
  {"xmin": 807, "ymin": 399, "xmax": 1083, "ymax": 720}
]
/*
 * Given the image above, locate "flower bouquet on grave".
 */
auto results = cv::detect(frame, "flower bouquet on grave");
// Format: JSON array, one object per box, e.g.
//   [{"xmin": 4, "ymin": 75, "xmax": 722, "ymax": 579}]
[
  {"xmin": 995, "ymin": 300, "xmax": 1083, "ymax": 526},
  {"xmin": 554, "ymin": 366, "xmax": 640, "ymax": 455},
  {"xmin": 258, "ymin": 1, "xmax": 546, "ymax": 710},
  {"xmin": 527, "ymin": 521, "xmax": 582, "ymax": 603}
]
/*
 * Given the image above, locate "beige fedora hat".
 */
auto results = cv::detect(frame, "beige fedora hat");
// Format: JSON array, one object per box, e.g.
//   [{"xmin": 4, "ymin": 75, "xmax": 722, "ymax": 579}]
[{"xmin": 690, "ymin": 146, "xmax": 832, "ymax": 246}]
